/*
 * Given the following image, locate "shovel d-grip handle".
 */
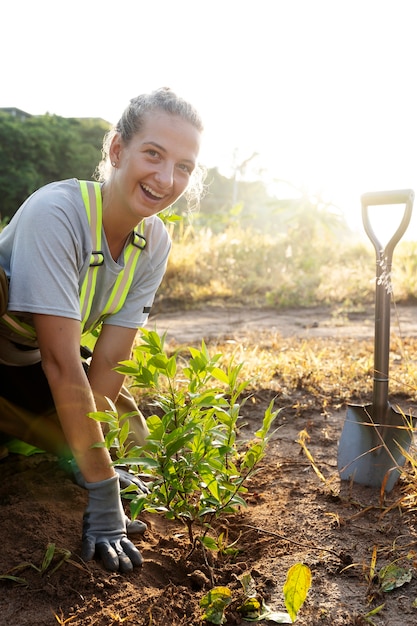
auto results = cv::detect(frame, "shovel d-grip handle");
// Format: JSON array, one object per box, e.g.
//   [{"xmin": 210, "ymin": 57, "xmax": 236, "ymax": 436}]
[
  {"xmin": 362, "ymin": 189, "xmax": 414, "ymax": 261},
  {"xmin": 361, "ymin": 189, "xmax": 414, "ymax": 418}
]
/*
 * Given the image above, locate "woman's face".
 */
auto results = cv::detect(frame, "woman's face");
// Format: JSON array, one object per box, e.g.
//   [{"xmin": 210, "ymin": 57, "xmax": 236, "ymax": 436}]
[{"xmin": 109, "ymin": 111, "xmax": 201, "ymax": 221}]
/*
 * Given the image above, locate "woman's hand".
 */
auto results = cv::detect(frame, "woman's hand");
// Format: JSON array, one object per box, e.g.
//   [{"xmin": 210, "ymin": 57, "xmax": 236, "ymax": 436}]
[{"xmin": 82, "ymin": 475, "xmax": 143, "ymax": 572}]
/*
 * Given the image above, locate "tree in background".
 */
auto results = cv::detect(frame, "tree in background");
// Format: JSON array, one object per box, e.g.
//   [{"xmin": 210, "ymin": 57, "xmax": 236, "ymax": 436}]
[
  {"xmin": 0, "ymin": 112, "xmax": 109, "ymax": 219},
  {"xmin": 0, "ymin": 111, "xmax": 349, "ymax": 248}
]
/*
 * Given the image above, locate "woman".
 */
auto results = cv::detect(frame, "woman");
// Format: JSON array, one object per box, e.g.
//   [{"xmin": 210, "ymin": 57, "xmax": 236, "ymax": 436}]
[{"xmin": 0, "ymin": 88, "xmax": 204, "ymax": 573}]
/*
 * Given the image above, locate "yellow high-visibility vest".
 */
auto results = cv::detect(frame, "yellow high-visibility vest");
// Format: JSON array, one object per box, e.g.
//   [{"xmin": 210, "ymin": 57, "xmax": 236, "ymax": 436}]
[{"xmin": 1, "ymin": 180, "xmax": 146, "ymax": 343}]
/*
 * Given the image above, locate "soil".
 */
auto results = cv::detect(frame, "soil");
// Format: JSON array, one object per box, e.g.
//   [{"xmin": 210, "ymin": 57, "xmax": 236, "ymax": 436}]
[{"xmin": 2, "ymin": 304, "xmax": 417, "ymax": 626}]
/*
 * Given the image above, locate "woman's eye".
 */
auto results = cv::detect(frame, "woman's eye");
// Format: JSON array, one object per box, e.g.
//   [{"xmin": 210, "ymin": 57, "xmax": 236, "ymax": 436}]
[
  {"xmin": 178, "ymin": 163, "xmax": 191, "ymax": 174},
  {"xmin": 147, "ymin": 149, "xmax": 159, "ymax": 158}
]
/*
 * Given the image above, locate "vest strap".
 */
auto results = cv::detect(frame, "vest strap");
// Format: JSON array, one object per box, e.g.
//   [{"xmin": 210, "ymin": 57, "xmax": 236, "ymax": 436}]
[
  {"xmin": 79, "ymin": 180, "xmax": 146, "ymax": 334},
  {"xmin": 79, "ymin": 180, "xmax": 103, "ymax": 329}
]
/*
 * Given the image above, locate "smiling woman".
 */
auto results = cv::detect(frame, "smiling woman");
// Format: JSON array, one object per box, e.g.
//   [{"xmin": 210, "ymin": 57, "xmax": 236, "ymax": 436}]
[
  {"xmin": 102, "ymin": 111, "xmax": 201, "ymax": 232},
  {"xmin": 0, "ymin": 87, "xmax": 205, "ymax": 575},
  {"xmin": 97, "ymin": 89, "xmax": 205, "ymax": 215}
]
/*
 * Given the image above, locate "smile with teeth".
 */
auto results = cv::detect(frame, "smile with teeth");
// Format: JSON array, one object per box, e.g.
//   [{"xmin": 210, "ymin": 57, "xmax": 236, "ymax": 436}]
[{"xmin": 141, "ymin": 183, "xmax": 165, "ymax": 199}]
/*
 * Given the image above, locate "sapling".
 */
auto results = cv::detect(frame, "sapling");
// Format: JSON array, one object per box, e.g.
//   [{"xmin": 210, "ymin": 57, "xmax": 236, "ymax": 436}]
[
  {"xmin": 90, "ymin": 328, "xmax": 279, "ymax": 549},
  {"xmin": 0, "ymin": 543, "xmax": 71, "ymax": 586}
]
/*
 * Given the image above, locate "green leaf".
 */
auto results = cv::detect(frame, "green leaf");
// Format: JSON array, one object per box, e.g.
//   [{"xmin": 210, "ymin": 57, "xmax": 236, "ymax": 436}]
[
  {"xmin": 165, "ymin": 433, "xmax": 195, "ymax": 457},
  {"xmin": 283, "ymin": 563, "xmax": 311, "ymax": 622},
  {"xmin": 200, "ymin": 586, "xmax": 232, "ymax": 624},
  {"xmin": 117, "ymin": 456, "xmax": 160, "ymax": 469},
  {"xmin": 115, "ymin": 359, "xmax": 140, "ymax": 374},
  {"xmin": 198, "ymin": 506, "xmax": 217, "ymax": 517},
  {"xmin": 210, "ymin": 367, "xmax": 230, "ymax": 384},
  {"xmin": 166, "ymin": 354, "xmax": 177, "ymax": 377},
  {"xmin": 364, "ymin": 604, "xmax": 385, "ymax": 617},
  {"xmin": 129, "ymin": 495, "xmax": 147, "ymax": 519},
  {"xmin": 146, "ymin": 415, "xmax": 164, "ymax": 439},
  {"xmin": 103, "ymin": 429, "xmax": 120, "ymax": 449},
  {"xmin": 200, "ymin": 471, "xmax": 220, "ymax": 501},
  {"xmin": 88, "ymin": 410, "xmax": 117, "ymax": 425},
  {"xmin": 118, "ymin": 419, "xmax": 130, "ymax": 448},
  {"xmin": 236, "ymin": 577, "xmax": 291, "ymax": 624},
  {"xmin": 255, "ymin": 400, "xmax": 280, "ymax": 438},
  {"xmin": 238, "ymin": 596, "xmax": 262, "ymax": 618},
  {"xmin": 200, "ymin": 536, "xmax": 219, "ymax": 551},
  {"xmin": 379, "ymin": 563, "xmax": 412, "ymax": 592},
  {"xmin": 160, "ymin": 212, "xmax": 183, "ymax": 224},
  {"xmin": 242, "ymin": 441, "xmax": 265, "ymax": 470},
  {"xmin": 0, "ymin": 574, "xmax": 28, "ymax": 585},
  {"xmin": 5, "ymin": 439, "xmax": 44, "ymax": 456},
  {"xmin": 40, "ymin": 543, "xmax": 56, "ymax": 573},
  {"xmin": 229, "ymin": 493, "xmax": 248, "ymax": 508}
]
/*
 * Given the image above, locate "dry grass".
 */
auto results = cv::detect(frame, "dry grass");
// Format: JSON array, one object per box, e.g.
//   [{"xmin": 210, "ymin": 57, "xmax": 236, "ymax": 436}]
[
  {"xmin": 133, "ymin": 329, "xmax": 417, "ymax": 419},
  {"xmin": 207, "ymin": 332, "xmax": 417, "ymax": 407},
  {"xmin": 157, "ymin": 227, "xmax": 417, "ymax": 311}
]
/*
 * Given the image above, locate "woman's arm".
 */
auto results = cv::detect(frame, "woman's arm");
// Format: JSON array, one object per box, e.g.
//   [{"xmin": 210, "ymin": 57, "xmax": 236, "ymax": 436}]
[
  {"xmin": 33, "ymin": 313, "xmax": 115, "ymax": 483},
  {"xmin": 33, "ymin": 314, "xmax": 143, "ymax": 573},
  {"xmin": 86, "ymin": 323, "xmax": 138, "ymax": 411}
]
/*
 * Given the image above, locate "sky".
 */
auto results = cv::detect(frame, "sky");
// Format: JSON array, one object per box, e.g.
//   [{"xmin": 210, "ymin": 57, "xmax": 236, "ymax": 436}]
[{"xmin": 3, "ymin": 0, "xmax": 417, "ymax": 241}]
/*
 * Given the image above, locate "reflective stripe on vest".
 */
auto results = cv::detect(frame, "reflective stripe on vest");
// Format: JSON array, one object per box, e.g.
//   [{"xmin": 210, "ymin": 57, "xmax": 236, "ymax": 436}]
[
  {"xmin": 79, "ymin": 180, "xmax": 146, "ymax": 334},
  {"xmin": 1, "ymin": 180, "xmax": 146, "ymax": 340},
  {"xmin": 79, "ymin": 180, "xmax": 104, "ymax": 330},
  {"xmin": 0, "ymin": 314, "xmax": 37, "ymax": 340}
]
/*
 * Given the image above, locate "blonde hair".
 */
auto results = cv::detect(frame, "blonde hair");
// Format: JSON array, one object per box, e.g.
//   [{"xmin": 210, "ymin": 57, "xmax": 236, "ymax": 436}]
[{"xmin": 95, "ymin": 87, "xmax": 205, "ymax": 209}]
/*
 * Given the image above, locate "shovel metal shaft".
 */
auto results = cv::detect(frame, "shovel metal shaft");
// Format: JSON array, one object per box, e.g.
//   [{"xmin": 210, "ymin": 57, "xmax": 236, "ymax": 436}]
[
  {"xmin": 372, "ymin": 255, "xmax": 390, "ymax": 421},
  {"xmin": 337, "ymin": 189, "xmax": 414, "ymax": 491},
  {"xmin": 362, "ymin": 190, "xmax": 414, "ymax": 423}
]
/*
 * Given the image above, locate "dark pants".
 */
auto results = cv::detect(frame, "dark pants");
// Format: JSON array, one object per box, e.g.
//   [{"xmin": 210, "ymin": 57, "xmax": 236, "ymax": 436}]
[
  {"xmin": 0, "ymin": 360, "xmax": 149, "ymax": 455},
  {"xmin": 0, "ymin": 361, "xmax": 54, "ymax": 413}
]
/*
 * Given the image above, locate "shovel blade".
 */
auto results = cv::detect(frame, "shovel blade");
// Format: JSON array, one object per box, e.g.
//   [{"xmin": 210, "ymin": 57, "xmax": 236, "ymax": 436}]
[{"xmin": 337, "ymin": 404, "xmax": 413, "ymax": 493}]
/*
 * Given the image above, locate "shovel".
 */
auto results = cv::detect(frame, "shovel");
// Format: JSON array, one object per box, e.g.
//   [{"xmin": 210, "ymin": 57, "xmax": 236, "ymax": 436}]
[{"xmin": 337, "ymin": 189, "xmax": 415, "ymax": 493}]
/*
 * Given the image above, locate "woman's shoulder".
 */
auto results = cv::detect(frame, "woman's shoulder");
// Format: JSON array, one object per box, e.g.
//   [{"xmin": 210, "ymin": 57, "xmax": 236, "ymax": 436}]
[
  {"xmin": 24, "ymin": 179, "xmax": 86, "ymax": 220},
  {"xmin": 142, "ymin": 214, "xmax": 169, "ymax": 238},
  {"xmin": 17, "ymin": 179, "xmax": 89, "ymax": 241},
  {"xmin": 142, "ymin": 214, "xmax": 171, "ymax": 252},
  {"xmin": 31, "ymin": 178, "xmax": 81, "ymax": 203},
  {"xmin": 137, "ymin": 215, "xmax": 172, "ymax": 263}
]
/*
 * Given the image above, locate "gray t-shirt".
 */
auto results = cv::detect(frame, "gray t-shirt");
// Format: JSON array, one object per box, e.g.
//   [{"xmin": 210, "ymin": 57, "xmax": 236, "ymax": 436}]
[{"xmin": 0, "ymin": 178, "xmax": 171, "ymax": 365}]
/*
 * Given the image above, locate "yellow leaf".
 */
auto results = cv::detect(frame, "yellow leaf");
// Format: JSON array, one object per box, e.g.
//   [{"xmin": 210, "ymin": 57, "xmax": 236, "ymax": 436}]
[{"xmin": 283, "ymin": 563, "xmax": 312, "ymax": 622}]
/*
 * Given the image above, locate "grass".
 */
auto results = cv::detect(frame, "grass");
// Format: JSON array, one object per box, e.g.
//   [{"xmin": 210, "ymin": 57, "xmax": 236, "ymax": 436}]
[
  {"xmin": 133, "ymin": 330, "xmax": 417, "ymax": 418},
  {"xmin": 143, "ymin": 223, "xmax": 417, "ymax": 428},
  {"xmin": 156, "ymin": 225, "xmax": 417, "ymax": 311}
]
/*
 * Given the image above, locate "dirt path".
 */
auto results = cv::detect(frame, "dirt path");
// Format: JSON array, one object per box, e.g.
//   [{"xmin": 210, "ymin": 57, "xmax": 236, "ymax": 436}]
[{"xmin": 149, "ymin": 303, "xmax": 417, "ymax": 343}]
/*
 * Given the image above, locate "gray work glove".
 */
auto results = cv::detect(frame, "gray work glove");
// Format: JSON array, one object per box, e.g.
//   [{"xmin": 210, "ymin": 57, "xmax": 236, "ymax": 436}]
[
  {"xmin": 71, "ymin": 459, "xmax": 150, "ymax": 495},
  {"xmin": 82, "ymin": 475, "xmax": 143, "ymax": 573},
  {"xmin": 71, "ymin": 460, "xmax": 148, "ymax": 535},
  {"xmin": 115, "ymin": 467, "xmax": 151, "ymax": 495}
]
